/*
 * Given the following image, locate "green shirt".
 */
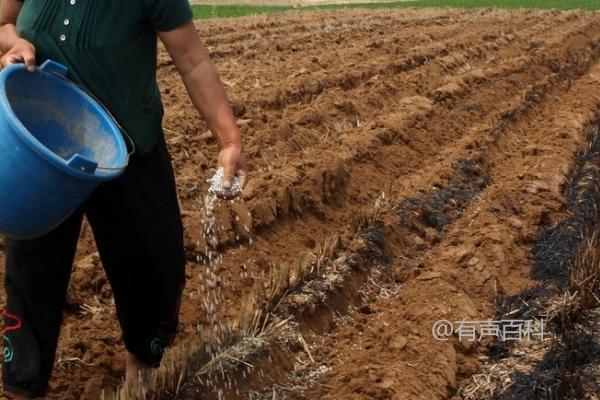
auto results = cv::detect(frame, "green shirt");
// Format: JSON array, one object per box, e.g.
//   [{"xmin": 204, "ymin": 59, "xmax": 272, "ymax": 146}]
[{"xmin": 16, "ymin": 0, "xmax": 193, "ymax": 153}]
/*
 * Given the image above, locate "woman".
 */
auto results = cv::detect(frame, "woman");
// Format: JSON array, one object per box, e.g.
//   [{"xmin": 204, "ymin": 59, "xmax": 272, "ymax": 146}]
[{"xmin": 0, "ymin": 0, "xmax": 247, "ymax": 398}]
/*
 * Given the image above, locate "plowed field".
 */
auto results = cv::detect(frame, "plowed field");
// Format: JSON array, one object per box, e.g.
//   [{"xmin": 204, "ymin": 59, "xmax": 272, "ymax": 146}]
[{"xmin": 1, "ymin": 7, "xmax": 600, "ymax": 400}]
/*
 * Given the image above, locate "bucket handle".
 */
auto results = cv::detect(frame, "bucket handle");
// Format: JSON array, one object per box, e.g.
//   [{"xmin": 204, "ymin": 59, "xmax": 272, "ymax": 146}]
[{"xmin": 39, "ymin": 61, "xmax": 136, "ymax": 172}]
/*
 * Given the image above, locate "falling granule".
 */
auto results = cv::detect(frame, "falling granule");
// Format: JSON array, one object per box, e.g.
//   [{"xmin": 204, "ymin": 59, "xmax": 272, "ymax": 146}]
[
  {"xmin": 200, "ymin": 195, "xmax": 221, "ymax": 323},
  {"xmin": 199, "ymin": 168, "xmax": 244, "ymax": 324},
  {"xmin": 195, "ymin": 166, "xmax": 254, "ymax": 393}
]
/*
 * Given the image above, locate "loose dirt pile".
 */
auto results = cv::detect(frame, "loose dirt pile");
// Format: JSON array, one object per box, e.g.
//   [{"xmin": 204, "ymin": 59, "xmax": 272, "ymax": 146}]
[{"xmin": 1, "ymin": 7, "xmax": 600, "ymax": 400}]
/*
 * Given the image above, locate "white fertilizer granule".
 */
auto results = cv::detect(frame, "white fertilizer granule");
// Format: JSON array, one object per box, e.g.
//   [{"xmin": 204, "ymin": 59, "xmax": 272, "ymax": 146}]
[
  {"xmin": 197, "ymin": 167, "xmax": 242, "ymax": 324},
  {"xmin": 208, "ymin": 167, "xmax": 241, "ymax": 197},
  {"xmin": 192, "ymin": 166, "xmax": 253, "ymax": 393}
]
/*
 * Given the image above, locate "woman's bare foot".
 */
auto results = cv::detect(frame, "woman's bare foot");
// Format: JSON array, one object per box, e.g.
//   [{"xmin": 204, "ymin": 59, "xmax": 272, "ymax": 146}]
[{"xmin": 122, "ymin": 352, "xmax": 153, "ymax": 399}]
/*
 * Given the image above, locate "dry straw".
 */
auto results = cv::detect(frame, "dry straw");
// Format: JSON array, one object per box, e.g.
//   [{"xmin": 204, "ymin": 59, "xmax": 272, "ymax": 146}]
[{"xmin": 570, "ymin": 229, "xmax": 600, "ymax": 311}]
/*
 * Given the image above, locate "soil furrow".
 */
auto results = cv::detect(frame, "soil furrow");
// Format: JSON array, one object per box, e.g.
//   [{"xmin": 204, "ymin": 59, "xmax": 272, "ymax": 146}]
[
  {"xmin": 215, "ymin": 59, "xmax": 600, "ymax": 400},
  {"xmin": 166, "ymin": 19, "xmax": 600, "ymax": 400},
  {"xmin": 201, "ymin": 10, "xmax": 497, "ymax": 61},
  {"xmin": 197, "ymin": 8, "xmax": 473, "ymax": 47},
  {"xmin": 203, "ymin": 16, "xmax": 600, "ymax": 242},
  {"xmin": 159, "ymin": 10, "xmax": 571, "ymax": 139}
]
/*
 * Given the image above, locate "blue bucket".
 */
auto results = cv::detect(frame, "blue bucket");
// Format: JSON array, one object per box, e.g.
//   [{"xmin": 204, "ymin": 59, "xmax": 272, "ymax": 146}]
[{"xmin": 0, "ymin": 60, "xmax": 129, "ymax": 239}]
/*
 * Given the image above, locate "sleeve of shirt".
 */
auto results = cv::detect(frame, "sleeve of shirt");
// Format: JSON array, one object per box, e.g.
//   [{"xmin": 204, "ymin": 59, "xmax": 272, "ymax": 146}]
[{"xmin": 144, "ymin": 0, "xmax": 193, "ymax": 32}]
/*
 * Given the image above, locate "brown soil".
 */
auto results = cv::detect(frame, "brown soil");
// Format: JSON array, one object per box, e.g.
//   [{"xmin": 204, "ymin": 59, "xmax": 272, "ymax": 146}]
[
  {"xmin": 1, "ymin": 7, "xmax": 600, "ymax": 400},
  {"xmin": 190, "ymin": 0, "xmax": 415, "ymax": 5}
]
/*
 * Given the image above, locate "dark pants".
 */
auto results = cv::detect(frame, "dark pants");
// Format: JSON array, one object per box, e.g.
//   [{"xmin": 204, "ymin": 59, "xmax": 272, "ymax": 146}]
[{"xmin": 2, "ymin": 135, "xmax": 186, "ymax": 398}]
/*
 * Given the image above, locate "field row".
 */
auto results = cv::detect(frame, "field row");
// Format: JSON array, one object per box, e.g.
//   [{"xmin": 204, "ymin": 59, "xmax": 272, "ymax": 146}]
[{"xmin": 4, "ymin": 8, "xmax": 597, "ymax": 400}]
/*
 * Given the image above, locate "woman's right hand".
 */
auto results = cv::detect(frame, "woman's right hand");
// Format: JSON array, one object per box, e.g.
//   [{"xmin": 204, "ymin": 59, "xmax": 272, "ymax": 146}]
[{"xmin": 0, "ymin": 37, "xmax": 35, "ymax": 71}]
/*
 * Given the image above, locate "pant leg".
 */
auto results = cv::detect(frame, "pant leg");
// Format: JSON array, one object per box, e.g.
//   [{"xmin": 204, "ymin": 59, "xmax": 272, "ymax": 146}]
[
  {"xmin": 2, "ymin": 211, "xmax": 83, "ymax": 398},
  {"xmin": 85, "ymin": 134, "xmax": 185, "ymax": 367}
]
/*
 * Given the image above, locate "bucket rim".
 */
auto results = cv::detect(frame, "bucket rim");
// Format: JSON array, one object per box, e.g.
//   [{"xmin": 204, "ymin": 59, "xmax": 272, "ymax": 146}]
[{"xmin": 0, "ymin": 63, "xmax": 128, "ymax": 182}]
